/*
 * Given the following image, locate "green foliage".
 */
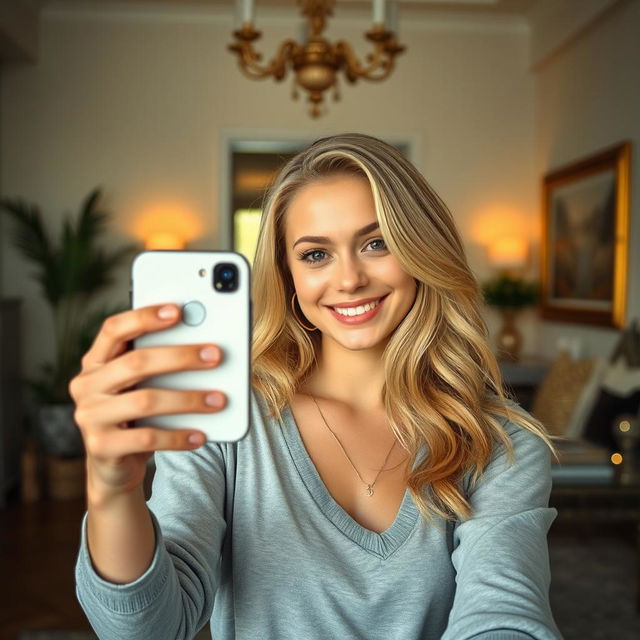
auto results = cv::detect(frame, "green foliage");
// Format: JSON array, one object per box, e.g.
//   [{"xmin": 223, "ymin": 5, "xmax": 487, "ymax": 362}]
[
  {"xmin": 481, "ymin": 274, "xmax": 539, "ymax": 310},
  {"xmin": 0, "ymin": 187, "xmax": 139, "ymax": 404}
]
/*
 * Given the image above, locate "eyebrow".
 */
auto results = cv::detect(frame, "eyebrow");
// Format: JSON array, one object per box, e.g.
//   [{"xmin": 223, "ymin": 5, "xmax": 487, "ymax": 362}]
[{"xmin": 292, "ymin": 221, "xmax": 380, "ymax": 249}]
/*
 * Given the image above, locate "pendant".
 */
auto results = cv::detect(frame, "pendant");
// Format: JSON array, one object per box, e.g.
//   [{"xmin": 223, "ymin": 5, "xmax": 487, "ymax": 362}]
[{"xmin": 366, "ymin": 484, "xmax": 374, "ymax": 497}]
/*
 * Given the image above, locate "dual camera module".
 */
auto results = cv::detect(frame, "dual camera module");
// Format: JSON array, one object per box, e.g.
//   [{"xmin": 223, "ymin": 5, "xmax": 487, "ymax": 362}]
[{"xmin": 213, "ymin": 262, "xmax": 239, "ymax": 292}]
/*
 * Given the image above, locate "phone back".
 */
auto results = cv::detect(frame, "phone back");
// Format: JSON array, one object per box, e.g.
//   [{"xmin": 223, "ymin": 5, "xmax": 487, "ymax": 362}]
[{"xmin": 131, "ymin": 250, "xmax": 251, "ymax": 442}]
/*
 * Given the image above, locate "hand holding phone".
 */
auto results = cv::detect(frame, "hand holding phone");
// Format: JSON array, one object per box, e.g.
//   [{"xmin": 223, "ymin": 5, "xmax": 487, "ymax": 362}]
[
  {"xmin": 68, "ymin": 250, "xmax": 250, "ymax": 503},
  {"xmin": 68, "ymin": 303, "xmax": 225, "ymax": 502}
]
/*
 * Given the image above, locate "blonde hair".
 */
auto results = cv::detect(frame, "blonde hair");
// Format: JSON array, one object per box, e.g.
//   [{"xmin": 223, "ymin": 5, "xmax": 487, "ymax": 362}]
[{"xmin": 251, "ymin": 132, "xmax": 557, "ymax": 525}]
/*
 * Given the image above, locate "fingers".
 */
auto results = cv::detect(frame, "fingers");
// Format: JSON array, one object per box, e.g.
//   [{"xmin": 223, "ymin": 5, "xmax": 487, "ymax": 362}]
[
  {"xmin": 69, "ymin": 303, "xmax": 227, "ymax": 472},
  {"xmin": 85, "ymin": 427, "xmax": 208, "ymax": 460},
  {"xmin": 79, "ymin": 387, "xmax": 227, "ymax": 428},
  {"xmin": 81, "ymin": 304, "xmax": 181, "ymax": 373},
  {"xmin": 74, "ymin": 342, "xmax": 222, "ymax": 397}
]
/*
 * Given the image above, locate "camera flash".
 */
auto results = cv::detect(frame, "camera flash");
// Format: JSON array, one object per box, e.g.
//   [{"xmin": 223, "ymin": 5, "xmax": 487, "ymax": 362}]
[{"xmin": 198, "ymin": 268, "xmax": 206, "ymax": 277}]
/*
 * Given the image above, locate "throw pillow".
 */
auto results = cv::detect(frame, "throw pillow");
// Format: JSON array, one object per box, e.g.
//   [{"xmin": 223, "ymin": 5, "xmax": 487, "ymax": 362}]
[{"xmin": 531, "ymin": 350, "xmax": 599, "ymax": 436}]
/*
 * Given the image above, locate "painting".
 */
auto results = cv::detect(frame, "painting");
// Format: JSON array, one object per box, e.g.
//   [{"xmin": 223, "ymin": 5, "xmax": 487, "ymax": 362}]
[{"xmin": 540, "ymin": 141, "xmax": 631, "ymax": 327}]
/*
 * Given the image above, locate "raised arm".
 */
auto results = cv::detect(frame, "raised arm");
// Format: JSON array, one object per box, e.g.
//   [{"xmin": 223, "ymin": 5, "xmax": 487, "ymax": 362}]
[
  {"xmin": 75, "ymin": 442, "xmax": 229, "ymax": 640},
  {"xmin": 69, "ymin": 303, "xmax": 230, "ymax": 639}
]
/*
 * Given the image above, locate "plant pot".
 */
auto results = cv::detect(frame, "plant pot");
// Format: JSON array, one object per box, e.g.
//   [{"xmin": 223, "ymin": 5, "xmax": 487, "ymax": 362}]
[
  {"xmin": 496, "ymin": 308, "xmax": 523, "ymax": 362},
  {"xmin": 36, "ymin": 403, "xmax": 85, "ymax": 457}
]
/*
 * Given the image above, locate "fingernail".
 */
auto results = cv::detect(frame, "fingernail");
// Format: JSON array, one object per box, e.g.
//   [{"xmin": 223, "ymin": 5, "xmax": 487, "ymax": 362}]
[
  {"xmin": 200, "ymin": 346, "xmax": 220, "ymax": 362},
  {"xmin": 158, "ymin": 305, "xmax": 178, "ymax": 320},
  {"xmin": 188, "ymin": 433, "xmax": 205, "ymax": 445},
  {"xmin": 205, "ymin": 392, "xmax": 224, "ymax": 408}
]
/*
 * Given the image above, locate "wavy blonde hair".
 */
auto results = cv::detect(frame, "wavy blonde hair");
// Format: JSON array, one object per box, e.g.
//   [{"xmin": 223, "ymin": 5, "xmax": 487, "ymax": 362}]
[{"xmin": 251, "ymin": 132, "xmax": 557, "ymax": 525}]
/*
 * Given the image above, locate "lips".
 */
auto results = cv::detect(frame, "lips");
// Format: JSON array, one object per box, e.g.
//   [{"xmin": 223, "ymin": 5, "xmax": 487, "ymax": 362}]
[{"xmin": 327, "ymin": 294, "xmax": 388, "ymax": 325}]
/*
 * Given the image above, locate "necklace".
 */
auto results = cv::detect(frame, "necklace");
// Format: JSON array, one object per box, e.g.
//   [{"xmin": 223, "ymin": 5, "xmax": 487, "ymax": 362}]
[{"xmin": 310, "ymin": 394, "xmax": 397, "ymax": 497}]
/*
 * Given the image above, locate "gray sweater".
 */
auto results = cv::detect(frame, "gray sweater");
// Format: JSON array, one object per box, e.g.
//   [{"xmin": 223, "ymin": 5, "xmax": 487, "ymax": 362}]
[{"xmin": 75, "ymin": 388, "xmax": 562, "ymax": 640}]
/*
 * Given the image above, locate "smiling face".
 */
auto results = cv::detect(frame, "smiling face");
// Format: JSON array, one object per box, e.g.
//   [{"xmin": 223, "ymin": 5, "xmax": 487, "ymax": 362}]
[{"xmin": 284, "ymin": 174, "xmax": 417, "ymax": 352}]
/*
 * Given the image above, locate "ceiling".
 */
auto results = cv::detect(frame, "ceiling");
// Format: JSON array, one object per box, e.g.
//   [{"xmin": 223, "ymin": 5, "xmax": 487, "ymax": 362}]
[
  {"xmin": 2, "ymin": 0, "xmax": 540, "ymax": 64},
  {"xmin": 32, "ymin": 0, "xmax": 538, "ymax": 18}
]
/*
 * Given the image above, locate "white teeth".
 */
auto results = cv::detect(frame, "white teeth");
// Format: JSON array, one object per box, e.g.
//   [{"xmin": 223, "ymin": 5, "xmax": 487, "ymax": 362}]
[{"xmin": 333, "ymin": 298, "xmax": 381, "ymax": 317}]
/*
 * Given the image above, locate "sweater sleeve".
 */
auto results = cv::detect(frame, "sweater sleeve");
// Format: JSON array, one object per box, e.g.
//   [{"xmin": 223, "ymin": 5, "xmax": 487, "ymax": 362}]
[
  {"xmin": 74, "ymin": 442, "xmax": 229, "ymax": 640},
  {"xmin": 440, "ymin": 419, "xmax": 562, "ymax": 640}
]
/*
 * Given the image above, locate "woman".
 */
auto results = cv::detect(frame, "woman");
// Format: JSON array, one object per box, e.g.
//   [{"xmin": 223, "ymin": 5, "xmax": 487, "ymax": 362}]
[{"xmin": 73, "ymin": 133, "xmax": 561, "ymax": 640}]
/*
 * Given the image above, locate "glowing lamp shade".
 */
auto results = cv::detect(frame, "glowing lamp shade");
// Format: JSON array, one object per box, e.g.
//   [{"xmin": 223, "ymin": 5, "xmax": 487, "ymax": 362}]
[
  {"xmin": 488, "ymin": 237, "xmax": 527, "ymax": 270},
  {"xmin": 145, "ymin": 232, "xmax": 186, "ymax": 250}
]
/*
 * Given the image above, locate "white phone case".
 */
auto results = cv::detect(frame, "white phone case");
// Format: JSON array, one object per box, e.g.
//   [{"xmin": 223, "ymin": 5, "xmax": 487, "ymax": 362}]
[{"xmin": 130, "ymin": 250, "xmax": 251, "ymax": 442}]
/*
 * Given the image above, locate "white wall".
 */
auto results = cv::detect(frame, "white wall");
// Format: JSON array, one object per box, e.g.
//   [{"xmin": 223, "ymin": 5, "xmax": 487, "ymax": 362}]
[
  {"xmin": 1, "ymin": 1, "xmax": 627, "ymax": 387},
  {"xmin": 532, "ymin": 0, "xmax": 640, "ymax": 359}
]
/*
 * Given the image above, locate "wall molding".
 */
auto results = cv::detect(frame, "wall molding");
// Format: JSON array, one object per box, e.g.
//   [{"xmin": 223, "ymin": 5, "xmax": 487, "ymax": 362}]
[{"xmin": 529, "ymin": 0, "xmax": 624, "ymax": 71}]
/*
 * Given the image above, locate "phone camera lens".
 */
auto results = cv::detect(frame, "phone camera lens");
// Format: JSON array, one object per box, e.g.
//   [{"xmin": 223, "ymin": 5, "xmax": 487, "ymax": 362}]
[{"xmin": 214, "ymin": 263, "xmax": 239, "ymax": 292}]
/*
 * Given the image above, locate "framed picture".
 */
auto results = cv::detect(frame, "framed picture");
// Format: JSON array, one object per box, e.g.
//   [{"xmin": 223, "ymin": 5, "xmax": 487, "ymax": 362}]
[{"xmin": 540, "ymin": 141, "xmax": 631, "ymax": 328}]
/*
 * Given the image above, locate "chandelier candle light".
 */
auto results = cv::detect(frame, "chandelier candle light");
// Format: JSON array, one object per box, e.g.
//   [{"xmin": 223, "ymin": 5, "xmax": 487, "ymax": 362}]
[{"xmin": 229, "ymin": 0, "xmax": 405, "ymax": 118}]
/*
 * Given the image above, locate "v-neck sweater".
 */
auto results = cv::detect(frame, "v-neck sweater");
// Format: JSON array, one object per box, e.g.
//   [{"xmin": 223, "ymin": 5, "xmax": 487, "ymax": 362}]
[{"xmin": 75, "ymin": 387, "xmax": 562, "ymax": 640}]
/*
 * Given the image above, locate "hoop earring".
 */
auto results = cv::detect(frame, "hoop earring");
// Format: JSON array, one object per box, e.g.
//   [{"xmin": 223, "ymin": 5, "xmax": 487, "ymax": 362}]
[{"xmin": 291, "ymin": 292, "xmax": 319, "ymax": 332}]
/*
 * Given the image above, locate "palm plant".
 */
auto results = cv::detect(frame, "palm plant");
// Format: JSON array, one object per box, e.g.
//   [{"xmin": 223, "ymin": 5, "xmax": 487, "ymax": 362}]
[{"xmin": 0, "ymin": 187, "xmax": 139, "ymax": 405}]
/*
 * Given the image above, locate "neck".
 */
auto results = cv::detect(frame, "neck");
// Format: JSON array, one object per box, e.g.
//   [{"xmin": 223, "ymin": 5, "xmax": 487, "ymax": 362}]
[{"xmin": 301, "ymin": 336, "xmax": 387, "ymax": 414}]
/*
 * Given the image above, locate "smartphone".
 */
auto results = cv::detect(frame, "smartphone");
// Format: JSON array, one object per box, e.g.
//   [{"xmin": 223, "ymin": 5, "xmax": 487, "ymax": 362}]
[{"xmin": 130, "ymin": 250, "xmax": 251, "ymax": 442}]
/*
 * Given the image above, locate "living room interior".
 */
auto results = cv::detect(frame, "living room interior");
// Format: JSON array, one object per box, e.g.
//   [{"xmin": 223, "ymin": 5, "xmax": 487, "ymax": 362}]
[{"xmin": 0, "ymin": 0, "xmax": 639, "ymax": 639}]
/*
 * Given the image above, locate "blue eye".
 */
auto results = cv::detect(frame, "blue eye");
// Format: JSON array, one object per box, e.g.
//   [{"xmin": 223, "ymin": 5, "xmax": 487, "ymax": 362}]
[
  {"xmin": 369, "ymin": 238, "xmax": 386, "ymax": 251},
  {"xmin": 299, "ymin": 249, "xmax": 328, "ymax": 264}
]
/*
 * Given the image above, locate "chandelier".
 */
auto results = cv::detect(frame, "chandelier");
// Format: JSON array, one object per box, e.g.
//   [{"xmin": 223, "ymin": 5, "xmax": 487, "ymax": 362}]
[{"xmin": 228, "ymin": 0, "xmax": 406, "ymax": 118}]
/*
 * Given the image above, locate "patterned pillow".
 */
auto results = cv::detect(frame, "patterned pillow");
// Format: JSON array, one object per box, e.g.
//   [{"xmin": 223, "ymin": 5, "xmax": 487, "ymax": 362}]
[{"xmin": 531, "ymin": 351, "xmax": 599, "ymax": 436}]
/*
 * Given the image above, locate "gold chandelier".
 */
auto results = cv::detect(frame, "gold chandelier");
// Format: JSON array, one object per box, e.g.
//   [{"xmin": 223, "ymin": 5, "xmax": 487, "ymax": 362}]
[{"xmin": 228, "ymin": 0, "xmax": 406, "ymax": 118}]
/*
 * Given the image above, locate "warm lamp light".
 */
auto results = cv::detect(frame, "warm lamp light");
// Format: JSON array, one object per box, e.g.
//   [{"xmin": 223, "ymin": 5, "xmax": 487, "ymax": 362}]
[
  {"xmin": 488, "ymin": 237, "xmax": 527, "ymax": 270},
  {"xmin": 145, "ymin": 232, "xmax": 186, "ymax": 250},
  {"xmin": 132, "ymin": 205, "xmax": 202, "ymax": 249}
]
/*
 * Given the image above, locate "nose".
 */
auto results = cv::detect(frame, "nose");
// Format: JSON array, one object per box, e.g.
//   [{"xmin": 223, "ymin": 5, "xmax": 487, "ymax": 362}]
[{"xmin": 332, "ymin": 253, "xmax": 368, "ymax": 292}]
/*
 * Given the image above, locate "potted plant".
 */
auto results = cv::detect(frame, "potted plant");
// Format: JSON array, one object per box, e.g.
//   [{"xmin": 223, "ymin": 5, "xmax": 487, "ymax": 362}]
[
  {"xmin": 0, "ymin": 187, "xmax": 138, "ymax": 496},
  {"xmin": 481, "ymin": 274, "xmax": 539, "ymax": 362}
]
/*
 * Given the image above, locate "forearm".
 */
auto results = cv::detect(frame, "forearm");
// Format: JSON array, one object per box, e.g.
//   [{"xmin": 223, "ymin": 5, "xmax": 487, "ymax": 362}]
[
  {"xmin": 75, "ymin": 447, "xmax": 227, "ymax": 640},
  {"xmin": 86, "ymin": 484, "xmax": 156, "ymax": 585}
]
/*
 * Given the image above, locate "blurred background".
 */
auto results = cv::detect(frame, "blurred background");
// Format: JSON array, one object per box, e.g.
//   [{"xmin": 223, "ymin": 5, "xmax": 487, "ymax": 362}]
[{"xmin": 0, "ymin": 1, "xmax": 639, "ymax": 639}]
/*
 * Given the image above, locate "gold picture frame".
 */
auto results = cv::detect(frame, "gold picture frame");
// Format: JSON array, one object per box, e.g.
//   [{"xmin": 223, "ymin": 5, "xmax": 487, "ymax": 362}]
[{"xmin": 540, "ymin": 141, "xmax": 631, "ymax": 328}]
